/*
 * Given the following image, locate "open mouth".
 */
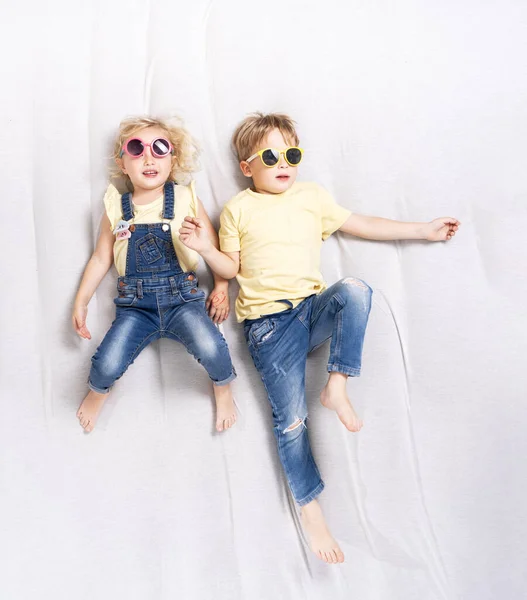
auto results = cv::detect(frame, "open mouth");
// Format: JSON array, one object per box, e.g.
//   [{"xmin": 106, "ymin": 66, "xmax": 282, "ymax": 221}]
[{"xmin": 143, "ymin": 170, "xmax": 158, "ymax": 178}]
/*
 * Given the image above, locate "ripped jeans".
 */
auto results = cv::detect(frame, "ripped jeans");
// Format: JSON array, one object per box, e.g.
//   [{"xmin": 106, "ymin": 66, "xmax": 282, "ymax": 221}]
[{"xmin": 244, "ymin": 278, "xmax": 372, "ymax": 506}]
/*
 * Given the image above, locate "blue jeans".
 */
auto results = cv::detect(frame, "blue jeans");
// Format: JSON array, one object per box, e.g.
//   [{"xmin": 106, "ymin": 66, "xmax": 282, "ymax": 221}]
[
  {"xmin": 89, "ymin": 274, "xmax": 236, "ymax": 393},
  {"xmin": 244, "ymin": 278, "xmax": 372, "ymax": 506}
]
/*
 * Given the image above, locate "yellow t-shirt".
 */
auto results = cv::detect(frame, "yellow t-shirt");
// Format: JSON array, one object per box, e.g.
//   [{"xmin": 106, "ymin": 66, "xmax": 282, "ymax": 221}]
[
  {"xmin": 219, "ymin": 181, "xmax": 351, "ymax": 322},
  {"xmin": 103, "ymin": 182, "xmax": 200, "ymax": 276}
]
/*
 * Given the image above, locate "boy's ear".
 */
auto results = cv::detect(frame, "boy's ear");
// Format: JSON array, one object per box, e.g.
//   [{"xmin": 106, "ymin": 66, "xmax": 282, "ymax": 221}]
[
  {"xmin": 239, "ymin": 161, "xmax": 252, "ymax": 178},
  {"xmin": 115, "ymin": 157, "xmax": 127, "ymax": 174}
]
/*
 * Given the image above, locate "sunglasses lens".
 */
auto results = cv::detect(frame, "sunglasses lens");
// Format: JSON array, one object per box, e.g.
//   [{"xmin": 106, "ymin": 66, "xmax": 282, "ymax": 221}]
[
  {"xmin": 261, "ymin": 149, "xmax": 279, "ymax": 166},
  {"xmin": 126, "ymin": 138, "xmax": 144, "ymax": 156},
  {"xmin": 286, "ymin": 147, "xmax": 302, "ymax": 165},
  {"xmin": 152, "ymin": 138, "xmax": 171, "ymax": 157}
]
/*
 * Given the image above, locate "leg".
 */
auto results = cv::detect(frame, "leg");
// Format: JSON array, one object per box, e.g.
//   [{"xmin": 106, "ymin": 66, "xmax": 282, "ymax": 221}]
[
  {"xmin": 164, "ymin": 301, "xmax": 237, "ymax": 432},
  {"xmin": 78, "ymin": 307, "xmax": 160, "ymax": 432},
  {"xmin": 309, "ymin": 278, "xmax": 372, "ymax": 431},
  {"xmin": 245, "ymin": 311, "xmax": 344, "ymax": 563}
]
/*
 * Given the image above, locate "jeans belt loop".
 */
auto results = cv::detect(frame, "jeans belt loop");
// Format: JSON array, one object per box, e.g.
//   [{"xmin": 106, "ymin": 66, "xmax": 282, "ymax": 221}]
[{"xmin": 137, "ymin": 280, "xmax": 143, "ymax": 299}]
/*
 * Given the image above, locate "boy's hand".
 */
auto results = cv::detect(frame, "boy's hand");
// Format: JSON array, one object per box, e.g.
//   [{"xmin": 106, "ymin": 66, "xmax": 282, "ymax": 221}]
[
  {"xmin": 422, "ymin": 217, "xmax": 460, "ymax": 242},
  {"xmin": 72, "ymin": 304, "xmax": 91, "ymax": 339},
  {"xmin": 206, "ymin": 284, "xmax": 230, "ymax": 324},
  {"xmin": 179, "ymin": 216, "xmax": 213, "ymax": 254}
]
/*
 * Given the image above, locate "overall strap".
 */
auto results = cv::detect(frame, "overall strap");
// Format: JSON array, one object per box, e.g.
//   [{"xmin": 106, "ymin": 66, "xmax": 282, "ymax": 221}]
[
  {"xmin": 121, "ymin": 192, "xmax": 134, "ymax": 221},
  {"xmin": 162, "ymin": 182, "xmax": 176, "ymax": 220}
]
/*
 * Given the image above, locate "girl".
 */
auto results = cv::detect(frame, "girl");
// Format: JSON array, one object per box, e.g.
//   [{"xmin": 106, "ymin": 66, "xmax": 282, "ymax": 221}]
[{"xmin": 73, "ymin": 116, "xmax": 237, "ymax": 433}]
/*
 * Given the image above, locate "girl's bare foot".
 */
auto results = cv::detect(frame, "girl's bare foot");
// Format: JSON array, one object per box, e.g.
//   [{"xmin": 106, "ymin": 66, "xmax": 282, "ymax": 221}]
[
  {"xmin": 301, "ymin": 499, "xmax": 345, "ymax": 564},
  {"xmin": 320, "ymin": 372, "xmax": 363, "ymax": 432},
  {"xmin": 213, "ymin": 383, "xmax": 236, "ymax": 432},
  {"xmin": 77, "ymin": 390, "xmax": 109, "ymax": 433}
]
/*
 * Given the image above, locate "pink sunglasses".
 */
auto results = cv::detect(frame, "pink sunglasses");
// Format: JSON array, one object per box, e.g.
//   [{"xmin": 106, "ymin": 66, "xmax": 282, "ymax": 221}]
[{"xmin": 120, "ymin": 137, "xmax": 173, "ymax": 158}]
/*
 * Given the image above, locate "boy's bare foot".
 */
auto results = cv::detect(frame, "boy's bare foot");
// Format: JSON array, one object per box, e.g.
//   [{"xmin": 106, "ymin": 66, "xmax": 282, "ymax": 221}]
[
  {"xmin": 320, "ymin": 372, "xmax": 363, "ymax": 432},
  {"xmin": 213, "ymin": 383, "xmax": 236, "ymax": 432},
  {"xmin": 77, "ymin": 390, "xmax": 109, "ymax": 433},
  {"xmin": 301, "ymin": 499, "xmax": 345, "ymax": 564}
]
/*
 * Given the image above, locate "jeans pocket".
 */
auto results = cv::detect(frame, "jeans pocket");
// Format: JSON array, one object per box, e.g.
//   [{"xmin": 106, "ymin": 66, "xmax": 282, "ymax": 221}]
[
  {"xmin": 114, "ymin": 293, "xmax": 138, "ymax": 307},
  {"xmin": 249, "ymin": 319, "xmax": 276, "ymax": 346},
  {"xmin": 179, "ymin": 285, "xmax": 205, "ymax": 303}
]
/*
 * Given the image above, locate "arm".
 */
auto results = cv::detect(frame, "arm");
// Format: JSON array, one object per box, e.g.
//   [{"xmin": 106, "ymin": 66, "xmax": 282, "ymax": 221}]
[
  {"xmin": 339, "ymin": 213, "xmax": 461, "ymax": 241},
  {"xmin": 179, "ymin": 214, "xmax": 240, "ymax": 280},
  {"xmin": 72, "ymin": 214, "xmax": 115, "ymax": 339},
  {"xmin": 194, "ymin": 200, "xmax": 236, "ymax": 323}
]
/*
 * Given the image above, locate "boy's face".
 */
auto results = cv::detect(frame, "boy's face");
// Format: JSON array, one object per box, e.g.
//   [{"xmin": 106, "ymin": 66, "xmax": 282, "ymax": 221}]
[
  {"xmin": 240, "ymin": 128, "xmax": 298, "ymax": 195},
  {"xmin": 116, "ymin": 126, "xmax": 174, "ymax": 192}
]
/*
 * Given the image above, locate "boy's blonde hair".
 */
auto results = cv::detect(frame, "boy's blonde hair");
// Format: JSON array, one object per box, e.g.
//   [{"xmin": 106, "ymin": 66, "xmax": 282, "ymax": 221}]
[
  {"xmin": 112, "ymin": 116, "xmax": 200, "ymax": 188},
  {"xmin": 232, "ymin": 112, "xmax": 300, "ymax": 162}
]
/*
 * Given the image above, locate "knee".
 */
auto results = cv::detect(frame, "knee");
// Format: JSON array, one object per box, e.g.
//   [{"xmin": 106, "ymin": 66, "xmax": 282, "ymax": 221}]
[
  {"xmin": 337, "ymin": 277, "xmax": 372, "ymax": 307},
  {"xmin": 278, "ymin": 413, "xmax": 308, "ymax": 438},
  {"xmin": 195, "ymin": 335, "xmax": 227, "ymax": 364}
]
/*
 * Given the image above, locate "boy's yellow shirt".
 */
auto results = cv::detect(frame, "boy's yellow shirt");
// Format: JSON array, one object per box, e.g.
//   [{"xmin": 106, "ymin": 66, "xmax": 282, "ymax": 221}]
[{"xmin": 220, "ymin": 181, "xmax": 351, "ymax": 322}]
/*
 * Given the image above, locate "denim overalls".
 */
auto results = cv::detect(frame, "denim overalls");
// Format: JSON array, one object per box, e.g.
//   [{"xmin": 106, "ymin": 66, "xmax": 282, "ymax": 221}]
[{"xmin": 89, "ymin": 182, "xmax": 236, "ymax": 393}]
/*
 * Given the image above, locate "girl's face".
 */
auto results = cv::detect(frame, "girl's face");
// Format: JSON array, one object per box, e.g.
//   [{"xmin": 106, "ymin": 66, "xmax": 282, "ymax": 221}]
[{"xmin": 117, "ymin": 126, "xmax": 174, "ymax": 192}]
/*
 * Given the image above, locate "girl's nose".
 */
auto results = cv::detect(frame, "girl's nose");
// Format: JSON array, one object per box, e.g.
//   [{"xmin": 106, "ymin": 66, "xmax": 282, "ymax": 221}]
[{"xmin": 143, "ymin": 146, "xmax": 154, "ymax": 163}]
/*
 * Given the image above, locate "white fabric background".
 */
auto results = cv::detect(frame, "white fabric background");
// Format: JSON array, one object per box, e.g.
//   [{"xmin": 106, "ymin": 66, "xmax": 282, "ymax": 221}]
[{"xmin": 1, "ymin": 1, "xmax": 526, "ymax": 599}]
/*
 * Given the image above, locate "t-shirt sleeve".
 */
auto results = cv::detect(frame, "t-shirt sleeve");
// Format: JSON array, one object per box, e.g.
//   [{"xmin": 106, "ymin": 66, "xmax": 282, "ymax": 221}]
[
  {"xmin": 318, "ymin": 184, "xmax": 352, "ymax": 240},
  {"xmin": 219, "ymin": 204, "xmax": 241, "ymax": 253},
  {"xmin": 102, "ymin": 184, "xmax": 122, "ymax": 231}
]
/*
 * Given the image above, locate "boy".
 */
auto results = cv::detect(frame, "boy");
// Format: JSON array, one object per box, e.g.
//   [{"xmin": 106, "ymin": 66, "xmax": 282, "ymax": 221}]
[{"xmin": 179, "ymin": 113, "xmax": 459, "ymax": 564}]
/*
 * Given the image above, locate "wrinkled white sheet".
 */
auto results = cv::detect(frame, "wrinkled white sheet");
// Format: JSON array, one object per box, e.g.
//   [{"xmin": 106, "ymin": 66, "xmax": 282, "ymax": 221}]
[{"xmin": 1, "ymin": 1, "xmax": 526, "ymax": 599}]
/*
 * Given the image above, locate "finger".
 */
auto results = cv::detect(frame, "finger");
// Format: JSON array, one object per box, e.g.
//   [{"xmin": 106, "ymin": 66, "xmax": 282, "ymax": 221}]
[
  {"xmin": 74, "ymin": 317, "xmax": 87, "ymax": 338},
  {"xmin": 206, "ymin": 297, "xmax": 211, "ymax": 310},
  {"xmin": 184, "ymin": 216, "xmax": 203, "ymax": 228},
  {"xmin": 209, "ymin": 305, "xmax": 217, "ymax": 320}
]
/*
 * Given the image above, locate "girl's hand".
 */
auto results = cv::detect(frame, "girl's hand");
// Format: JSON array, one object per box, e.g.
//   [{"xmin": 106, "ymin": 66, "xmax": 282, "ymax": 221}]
[
  {"xmin": 423, "ymin": 217, "xmax": 461, "ymax": 241},
  {"xmin": 72, "ymin": 304, "xmax": 91, "ymax": 339},
  {"xmin": 179, "ymin": 217, "xmax": 213, "ymax": 254},
  {"xmin": 206, "ymin": 285, "xmax": 230, "ymax": 324}
]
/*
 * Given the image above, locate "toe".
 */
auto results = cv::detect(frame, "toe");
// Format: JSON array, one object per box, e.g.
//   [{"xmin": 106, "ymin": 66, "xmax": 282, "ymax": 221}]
[{"xmin": 336, "ymin": 549, "xmax": 345, "ymax": 563}]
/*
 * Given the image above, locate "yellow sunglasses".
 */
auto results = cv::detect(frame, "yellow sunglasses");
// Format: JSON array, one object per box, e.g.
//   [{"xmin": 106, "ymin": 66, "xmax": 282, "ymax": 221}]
[{"xmin": 246, "ymin": 147, "xmax": 304, "ymax": 167}]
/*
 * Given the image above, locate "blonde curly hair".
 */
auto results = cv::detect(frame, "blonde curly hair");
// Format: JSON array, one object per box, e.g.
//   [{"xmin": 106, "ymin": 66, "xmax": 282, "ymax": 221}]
[{"xmin": 112, "ymin": 115, "xmax": 200, "ymax": 189}]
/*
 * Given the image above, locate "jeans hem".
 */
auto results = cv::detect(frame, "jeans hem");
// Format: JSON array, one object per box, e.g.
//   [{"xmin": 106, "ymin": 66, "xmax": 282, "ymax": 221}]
[
  {"xmin": 296, "ymin": 480, "xmax": 325, "ymax": 507},
  {"xmin": 87, "ymin": 380, "xmax": 111, "ymax": 394},
  {"xmin": 212, "ymin": 370, "xmax": 237, "ymax": 386},
  {"xmin": 327, "ymin": 364, "xmax": 361, "ymax": 377}
]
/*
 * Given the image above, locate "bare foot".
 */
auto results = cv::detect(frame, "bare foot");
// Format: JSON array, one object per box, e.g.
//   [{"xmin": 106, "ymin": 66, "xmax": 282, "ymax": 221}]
[
  {"xmin": 320, "ymin": 372, "xmax": 363, "ymax": 432},
  {"xmin": 76, "ymin": 390, "xmax": 109, "ymax": 433},
  {"xmin": 301, "ymin": 499, "xmax": 345, "ymax": 564},
  {"xmin": 213, "ymin": 383, "xmax": 236, "ymax": 432}
]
